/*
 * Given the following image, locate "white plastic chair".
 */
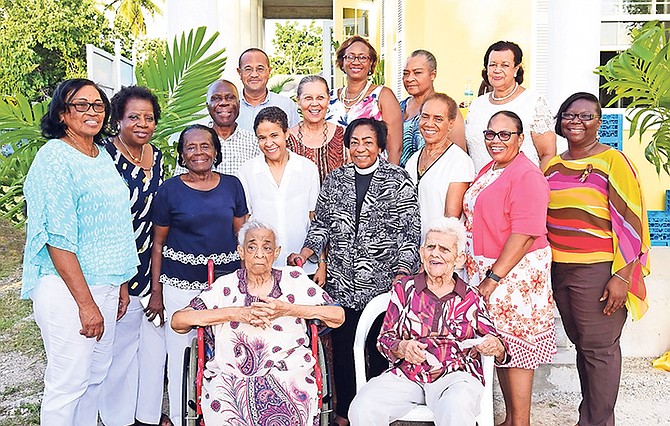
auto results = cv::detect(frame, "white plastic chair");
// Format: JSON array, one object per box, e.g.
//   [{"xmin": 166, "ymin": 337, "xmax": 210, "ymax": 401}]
[{"xmin": 353, "ymin": 292, "xmax": 495, "ymax": 426}]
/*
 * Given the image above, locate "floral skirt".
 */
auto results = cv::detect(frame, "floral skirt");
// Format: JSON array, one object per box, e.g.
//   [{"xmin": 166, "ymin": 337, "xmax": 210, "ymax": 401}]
[{"xmin": 467, "ymin": 246, "xmax": 557, "ymax": 369}]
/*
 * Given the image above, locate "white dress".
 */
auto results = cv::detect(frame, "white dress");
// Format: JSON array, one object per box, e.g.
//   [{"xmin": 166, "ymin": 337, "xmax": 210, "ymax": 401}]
[
  {"xmin": 464, "ymin": 90, "xmax": 554, "ymax": 173},
  {"xmin": 405, "ymin": 143, "xmax": 475, "ymax": 234}
]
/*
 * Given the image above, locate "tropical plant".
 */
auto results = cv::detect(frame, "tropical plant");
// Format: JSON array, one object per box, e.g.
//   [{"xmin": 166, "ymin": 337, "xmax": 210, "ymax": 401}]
[
  {"xmin": 0, "ymin": 95, "xmax": 49, "ymax": 226},
  {"xmin": 596, "ymin": 20, "xmax": 670, "ymax": 174},
  {"xmin": 372, "ymin": 58, "xmax": 385, "ymax": 86},
  {"xmin": 0, "ymin": 26, "xmax": 227, "ymax": 226},
  {"xmin": 269, "ymin": 77, "xmax": 295, "ymax": 94},
  {"xmin": 135, "ymin": 26, "xmax": 227, "ymax": 173},
  {"xmin": 106, "ymin": 0, "xmax": 163, "ymax": 37},
  {"xmin": 0, "ymin": 0, "xmax": 128, "ymax": 101}
]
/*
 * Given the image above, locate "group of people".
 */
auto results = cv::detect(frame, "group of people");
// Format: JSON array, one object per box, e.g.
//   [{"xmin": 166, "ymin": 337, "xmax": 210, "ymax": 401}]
[{"xmin": 20, "ymin": 36, "xmax": 650, "ymax": 426}]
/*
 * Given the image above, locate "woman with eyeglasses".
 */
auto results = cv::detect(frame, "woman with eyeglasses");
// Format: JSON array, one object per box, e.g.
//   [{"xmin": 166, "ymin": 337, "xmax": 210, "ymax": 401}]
[
  {"xmin": 463, "ymin": 111, "xmax": 556, "ymax": 426},
  {"xmin": 545, "ymin": 92, "xmax": 650, "ymax": 426},
  {"xmin": 21, "ymin": 78, "xmax": 139, "ymax": 425},
  {"xmin": 465, "ymin": 40, "xmax": 556, "ymax": 173},
  {"xmin": 327, "ymin": 35, "xmax": 403, "ymax": 165}
]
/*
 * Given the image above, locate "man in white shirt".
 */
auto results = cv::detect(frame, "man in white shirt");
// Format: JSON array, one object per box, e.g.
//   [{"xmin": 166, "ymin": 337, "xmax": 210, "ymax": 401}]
[
  {"xmin": 236, "ymin": 48, "xmax": 300, "ymax": 131},
  {"xmin": 174, "ymin": 79, "xmax": 260, "ymax": 175}
]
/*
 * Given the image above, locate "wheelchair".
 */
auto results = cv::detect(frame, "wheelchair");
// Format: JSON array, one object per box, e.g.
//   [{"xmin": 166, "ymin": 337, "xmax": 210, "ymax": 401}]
[{"xmin": 182, "ymin": 259, "xmax": 334, "ymax": 426}]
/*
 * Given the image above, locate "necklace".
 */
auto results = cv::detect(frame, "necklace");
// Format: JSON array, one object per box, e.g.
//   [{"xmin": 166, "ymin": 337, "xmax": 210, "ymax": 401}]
[
  {"xmin": 297, "ymin": 121, "xmax": 329, "ymax": 148},
  {"xmin": 118, "ymin": 135, "xmax": 145, "ymax": 164},
  {"xmin": 418, "ymin": 143, "xmax": 450, "ymax": 174},
  {"xmin": 491, "ymin": 82, "xmax": 519, "ymax": 102},
  {"xmin": 339, "ymin": 80, "xmax": 372, "ymax": 108},
  {"xmin": 65, "ymin": 129, "xmax": 97, "ymax": 157}
]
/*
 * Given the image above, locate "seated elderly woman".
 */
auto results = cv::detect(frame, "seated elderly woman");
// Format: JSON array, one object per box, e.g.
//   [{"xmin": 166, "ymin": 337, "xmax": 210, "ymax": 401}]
[
  {"xmin": 349, "ymin": 217, "xmax": 509, "ymax": 426},
  {"xmin": 171, "ymin": 220, "xmax": 344, "ymax": 426}
]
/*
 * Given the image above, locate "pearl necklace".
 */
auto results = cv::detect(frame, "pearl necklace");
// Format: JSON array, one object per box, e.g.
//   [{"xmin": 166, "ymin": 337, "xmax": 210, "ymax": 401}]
[
  {"xmin": 118, "ymin": 134, "xmax": 145, "ymax": 164},
  {"xmin": 339, "ymin": 80, "xmax": 372, "ymax": 108},
  {"xmin": 491, "ymin": 82, "xmax": 519, "ymax": 102}
]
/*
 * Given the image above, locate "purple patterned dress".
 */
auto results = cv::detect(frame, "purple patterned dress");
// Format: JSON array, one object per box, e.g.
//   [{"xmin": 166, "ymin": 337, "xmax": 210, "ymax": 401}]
[{"xmin": 189, "ymin": 266, "xmax": 335, "ymax": 426}]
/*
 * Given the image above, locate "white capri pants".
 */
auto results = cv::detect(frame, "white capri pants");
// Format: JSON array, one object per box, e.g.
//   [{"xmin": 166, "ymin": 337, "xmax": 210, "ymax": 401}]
[
  {"xmin": 163, "ymin": 284, "xmax": 199, "ymax": 426},
  {"xmin": 349, "ymin": 370, "xmax": 484, "ymax": 426},
  {"xmin": 99, "ymin": 295, "xmax": 167, "ymax": 425},
  {"xmin": 31, "ymin": 275, "xmax": 119, "ymax": 426}
]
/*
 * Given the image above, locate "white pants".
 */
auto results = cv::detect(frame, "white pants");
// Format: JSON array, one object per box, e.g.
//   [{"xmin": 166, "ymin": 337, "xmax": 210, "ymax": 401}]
[
  {"xmin": 349, "ymin": 370, "xmax": 483, "ymax": 426},
  {"xmin": 99, "ymin": 296, "xmax": 167, "ymax": 425},
  {"xmin": 164, "ymin": 285, "xmax": 199, "ymax": 426},
  {"xmin": 32, "ymin": 275, "xmax": 119, "ymax": 426}
]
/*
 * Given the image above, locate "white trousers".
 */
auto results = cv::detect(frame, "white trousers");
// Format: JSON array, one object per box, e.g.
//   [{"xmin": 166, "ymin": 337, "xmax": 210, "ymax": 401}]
[
  {"xmin": 348, "ymin": 370, "xmax": 484, "ymax": 426},
  {"xmin": 163, "ymin": 285, "xmax": 199, "ymax": 426},
  {"xmin": 99, "ymin": 295, "xmax": 167, "ymax": 425},
  {"xmin": 32, "ymin": 275, "xmax": 119, "ymax": 426}
]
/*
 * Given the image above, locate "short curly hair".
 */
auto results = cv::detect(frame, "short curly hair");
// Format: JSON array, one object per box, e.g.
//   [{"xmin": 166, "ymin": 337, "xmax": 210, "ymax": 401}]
[
  {"xmin": 176, "ymin": 124, "xmax": 222, "ymax": 168},
  {"xmin": 254, "ymin": 106, "xmax": 289, "ymax": 133},
  {"xmin": 109, "ymin": 86, "xmax": 161, "ymax": 134}
]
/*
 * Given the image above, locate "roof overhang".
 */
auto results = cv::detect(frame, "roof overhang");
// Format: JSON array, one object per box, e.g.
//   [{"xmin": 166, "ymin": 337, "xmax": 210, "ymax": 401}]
[{"xmin": 263, "ymin": 0, "xmax": 333, "ymax": 19}]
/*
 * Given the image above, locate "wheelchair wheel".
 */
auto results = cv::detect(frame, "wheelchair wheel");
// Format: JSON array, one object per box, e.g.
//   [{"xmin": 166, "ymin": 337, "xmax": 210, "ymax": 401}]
[
  {"xmin": 317, "ymin": 337, "xmax": 334, "ymax": 426},
  {"xmin": 182, "ymin": 337, "xmax": 199, "ymax": 426}
]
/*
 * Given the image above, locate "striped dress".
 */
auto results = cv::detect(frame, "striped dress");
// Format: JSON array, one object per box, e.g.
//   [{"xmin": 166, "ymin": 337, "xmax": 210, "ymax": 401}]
[{"xmin": 544, "ymin": 148, "xmax": 651, "ymax": 319}]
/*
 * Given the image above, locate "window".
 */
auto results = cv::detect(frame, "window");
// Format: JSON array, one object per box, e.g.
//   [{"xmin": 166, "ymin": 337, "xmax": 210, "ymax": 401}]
[{"xmin": 343, "ymin": 8, "xmax": 369, "ymax": 37}]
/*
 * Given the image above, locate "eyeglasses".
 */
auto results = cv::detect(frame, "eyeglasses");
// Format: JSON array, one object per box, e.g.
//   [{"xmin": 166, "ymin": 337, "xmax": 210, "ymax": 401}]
[
  {"xmin": 67, "ymin": 102, "xmax": 106, "ymax": 113},
  {"xmin": 483, "ymin": 130, "xmax": 521, "ymax": 141},
  {"xmin": 561, "ymin": 112, "xmax": 598, "ymax": 121},
  {"xmin": 343, "ymin": 54, "xmax": 371, "ymax": 63},
  {"xmin": 241, "ymin": 65, "xmax": 268, "ymax": 75}
]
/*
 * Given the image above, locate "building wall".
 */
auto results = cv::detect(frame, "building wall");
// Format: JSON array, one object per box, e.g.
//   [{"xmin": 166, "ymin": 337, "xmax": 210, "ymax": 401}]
[{"xmin": 396, "ymin": 0, "xmax": 534, "ymax": 104}]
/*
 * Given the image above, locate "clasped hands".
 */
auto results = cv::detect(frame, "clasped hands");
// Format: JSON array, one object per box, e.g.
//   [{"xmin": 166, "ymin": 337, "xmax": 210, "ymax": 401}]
[
  {"xmin": 397, "ymin": 334, "xmax": 503, "ymax": 364},
  {"xmin": 242, "ymin": 296, "xmax": 288, "ymax": 329}
]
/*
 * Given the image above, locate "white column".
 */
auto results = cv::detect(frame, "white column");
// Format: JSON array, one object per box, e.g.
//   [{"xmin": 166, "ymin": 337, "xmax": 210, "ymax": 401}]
[
  {"xmin": 166, "ymin": 0, "xmax": 263, "ymax": 86},
  {"xmin": 547, "ymin": 0, "xmax": 602, "ymax": 112}
]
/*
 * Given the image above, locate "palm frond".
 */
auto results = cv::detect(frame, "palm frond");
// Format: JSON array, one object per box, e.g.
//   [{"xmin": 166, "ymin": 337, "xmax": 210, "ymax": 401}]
[
  {"xmin": 596, "ymin": 20, "xmax": 670, "ymax": 174},
  {"xmin": 136, "ymin": 26, "xmax": 227, "ymax": 172}
]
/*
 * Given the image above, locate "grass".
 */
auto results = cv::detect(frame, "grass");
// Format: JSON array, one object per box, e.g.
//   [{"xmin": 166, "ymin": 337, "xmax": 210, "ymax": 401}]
[
  {"xmin": 0, "ymin": 219, "xmax": 23, "ymax": 280},
  {"xmin": 0, "ymin": 218, "xmax": 43, "ymax": 425}
]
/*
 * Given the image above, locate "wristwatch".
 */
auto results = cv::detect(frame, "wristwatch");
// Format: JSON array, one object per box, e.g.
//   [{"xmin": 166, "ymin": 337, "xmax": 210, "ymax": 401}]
[{"xmin": 485, "ymin": 268, "xmax": 502, "ymax": 283}]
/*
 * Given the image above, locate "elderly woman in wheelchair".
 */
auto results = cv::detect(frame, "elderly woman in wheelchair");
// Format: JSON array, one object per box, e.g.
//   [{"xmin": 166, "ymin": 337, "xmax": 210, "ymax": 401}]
[
  {"xmin": 172, "ymin": 220, "xmax": 344, "ymax": 426},
  {"xmin": 349, "ymin": 217, "xmax": 510, "ymax": 426}
]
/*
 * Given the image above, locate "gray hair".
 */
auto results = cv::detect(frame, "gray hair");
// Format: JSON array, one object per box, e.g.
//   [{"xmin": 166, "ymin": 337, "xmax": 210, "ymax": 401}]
[
  {"xmin": 410, "ymin": 49, "xmax": 437, "ymax": 72},
  {"xmin": 237, "ymin": 219, "xmax": 280, "ymax": 247},
  {"xmin": 421, "ymin": 217, "xmax": 467, "ymax": 253},
  {"xmin": 296, "ymin": 75, "xmax": 330, "ymax": 98}
]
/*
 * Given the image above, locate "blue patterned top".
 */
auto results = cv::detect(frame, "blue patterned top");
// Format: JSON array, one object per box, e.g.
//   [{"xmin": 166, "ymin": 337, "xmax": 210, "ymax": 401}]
[
  {"xmin": 399, "ymin": 97, "xmax": 425, "ymax": 168},
  {"xmin": 21, "ymin": 139, "xmax": 139, "ymax": 299}
]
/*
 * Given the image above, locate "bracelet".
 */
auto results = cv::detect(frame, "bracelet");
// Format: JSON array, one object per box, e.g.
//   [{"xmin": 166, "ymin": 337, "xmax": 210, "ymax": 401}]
[
  {"xmin": 318, "ymin": 258, "xmax": 327, "ymax": 264},
  {"xmin": 614, "ymin": 272, "xmax": 631, "ymax": 289}
]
